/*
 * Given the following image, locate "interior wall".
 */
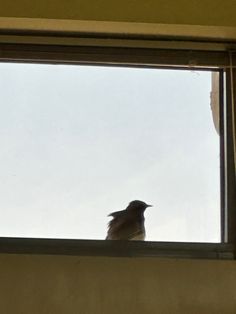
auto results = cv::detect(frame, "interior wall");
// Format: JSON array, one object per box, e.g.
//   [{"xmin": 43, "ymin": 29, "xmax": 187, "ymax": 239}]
[
  {"xmin": 0, "ymin": 2, "xmax": 235, "ymax": 314},
  {"xmin": 0, "ymin": 253, "xmax": 236, "ymax": 314},
  {"xmin": 0, "ymin": 0, "xmax": 236, "ymax": 27}
]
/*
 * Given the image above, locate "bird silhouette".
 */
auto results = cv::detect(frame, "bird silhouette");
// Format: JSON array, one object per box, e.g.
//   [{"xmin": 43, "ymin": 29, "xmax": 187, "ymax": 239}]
[{"xmin": 106, "ymin": 200, "xmax": 152, "ymax": 240}]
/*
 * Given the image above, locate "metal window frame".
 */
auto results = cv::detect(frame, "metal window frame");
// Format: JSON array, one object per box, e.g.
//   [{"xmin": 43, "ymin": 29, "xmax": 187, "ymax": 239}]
[{"xmin": 0, "ymin": 41, "xmax": 235, "ymax": 260}]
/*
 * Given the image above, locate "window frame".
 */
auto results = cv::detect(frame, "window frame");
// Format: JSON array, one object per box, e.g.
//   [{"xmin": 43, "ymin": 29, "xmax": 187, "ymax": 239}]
[{"xmin": 0, "ymin": 41, "xmax": 235, "ymax": 260}]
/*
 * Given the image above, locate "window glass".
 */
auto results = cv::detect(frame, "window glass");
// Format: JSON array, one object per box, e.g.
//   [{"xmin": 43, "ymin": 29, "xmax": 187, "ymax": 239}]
[{"xmin": 0, "ymin": 63, "xmax": 220, "ymax": 242}]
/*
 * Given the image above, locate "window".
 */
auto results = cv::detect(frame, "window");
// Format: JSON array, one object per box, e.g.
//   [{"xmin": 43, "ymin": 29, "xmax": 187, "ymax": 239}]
[{"xmin": 0, "ymin": 43, "xmax": 235, "ymax": 259}]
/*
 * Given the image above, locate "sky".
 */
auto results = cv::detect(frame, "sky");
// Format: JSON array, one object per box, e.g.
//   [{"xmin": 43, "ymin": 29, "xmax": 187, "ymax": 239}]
[{"xmin": 0, "ymin": 63, "xmax": 220, "ymax": 242}]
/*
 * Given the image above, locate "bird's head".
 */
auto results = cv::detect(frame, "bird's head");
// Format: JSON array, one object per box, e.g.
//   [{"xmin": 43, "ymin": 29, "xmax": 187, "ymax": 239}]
[{"xmin": 126, "ymin": 200, "xmax": 152, "ymax": 212}]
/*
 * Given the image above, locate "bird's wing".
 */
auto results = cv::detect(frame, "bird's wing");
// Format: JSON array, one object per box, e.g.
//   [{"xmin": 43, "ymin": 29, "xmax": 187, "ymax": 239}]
[
  {"xmin": 106, "ymin": 214, "xmax": 145, "ymax": 240},
  {"xmin": 108, "ymin": 209, "xmax": 126, "ymax": 218}
]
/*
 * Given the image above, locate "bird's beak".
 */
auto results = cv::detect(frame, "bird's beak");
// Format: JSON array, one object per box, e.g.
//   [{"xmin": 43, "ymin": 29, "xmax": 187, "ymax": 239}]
[{"xmin": 146, "ymin": 204, "xmax": 153, "ymax": 208}]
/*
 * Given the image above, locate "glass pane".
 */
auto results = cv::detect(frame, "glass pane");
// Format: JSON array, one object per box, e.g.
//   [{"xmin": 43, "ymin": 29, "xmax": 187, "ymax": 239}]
[{"xmin": 0, "ymin": 63, "xmax": 220, "ymax": 242}]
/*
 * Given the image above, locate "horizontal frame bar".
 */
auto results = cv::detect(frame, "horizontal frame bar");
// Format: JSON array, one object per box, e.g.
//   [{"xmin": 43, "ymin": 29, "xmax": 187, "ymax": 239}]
[
  {"xmin": 0, "ymin": 238, "xmax": 233, "ymax": 260},
  {"xmin": 1, "ymin": 17, "xmax": 236, "ymax": 44},
  {"xmin": 0, "ymin": 43, "xmax": 230, "ymax": 69}
]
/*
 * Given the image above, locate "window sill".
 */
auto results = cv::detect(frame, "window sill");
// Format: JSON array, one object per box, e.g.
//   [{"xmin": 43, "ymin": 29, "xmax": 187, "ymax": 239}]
[{"xmin": 0, "ymin": 237, "xmax": 233, "ymax": 260}]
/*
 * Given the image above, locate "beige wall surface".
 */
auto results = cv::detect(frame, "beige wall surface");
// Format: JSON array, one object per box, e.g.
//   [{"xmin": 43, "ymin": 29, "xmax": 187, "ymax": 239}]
[
  {"xmin": 0, "ymin": 0, "xmax": 236, "ymax": 27},
  {"xmin": 0, "ymin": 253, "xmax": 236, "ymax": 314}
]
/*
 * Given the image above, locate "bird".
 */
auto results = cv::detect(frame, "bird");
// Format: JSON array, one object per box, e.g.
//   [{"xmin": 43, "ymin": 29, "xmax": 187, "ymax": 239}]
[{"xmin": 106, "ymin": 200, "xmax": 152, "ymax": 240}]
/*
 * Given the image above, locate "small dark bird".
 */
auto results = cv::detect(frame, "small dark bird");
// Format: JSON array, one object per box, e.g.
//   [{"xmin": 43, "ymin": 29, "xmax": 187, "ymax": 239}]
[{"xmin": 106, "ymin": 200, "xmax": 152, "ymax": 240}]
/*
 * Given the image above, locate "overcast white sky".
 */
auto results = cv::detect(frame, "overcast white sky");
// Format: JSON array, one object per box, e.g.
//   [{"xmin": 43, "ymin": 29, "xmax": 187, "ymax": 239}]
[{"xmin": 0, "ymin": 63, "xmax": 220, "ymax": 242}]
